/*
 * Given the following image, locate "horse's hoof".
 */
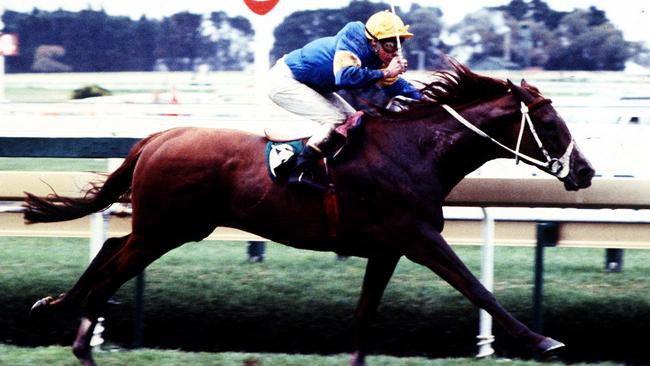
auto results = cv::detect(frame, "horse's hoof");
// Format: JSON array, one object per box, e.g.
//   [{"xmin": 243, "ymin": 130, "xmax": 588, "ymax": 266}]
[
  {"xmin": 29, "ymin": 296, "xmax": 55, "ymax": 317},
  {"xmin": 73, "ymin": 342, "xmax": 96, "ymax": 366},
  {"xmin": 349, "ymin": 351, "xmax": 367, "ymax": 366},
  {"xmin": 536, "ymin": 337, "xmax": 565, "ymax": 356}
]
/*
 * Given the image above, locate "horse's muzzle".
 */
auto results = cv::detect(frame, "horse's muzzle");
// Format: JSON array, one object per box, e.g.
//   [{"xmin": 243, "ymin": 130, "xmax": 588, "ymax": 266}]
[{"xmin": 563, "ymin": 147, "xmax": 595, "ymax": 191}]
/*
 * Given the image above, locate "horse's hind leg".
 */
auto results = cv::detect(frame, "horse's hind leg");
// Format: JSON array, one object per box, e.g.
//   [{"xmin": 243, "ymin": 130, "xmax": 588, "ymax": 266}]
[
  {"xmin": 404, "ymin": 229, "xmax": 564, "ymax": 355},
  {"xmin": 30, "ymin": 235, "xmax": 130, "ymax": 317},
  {"xmin": 70, "ymin": 233, "xmax": 176, "ymax": 365},
  {"xmin": 350, "ymin": 254, "xmax": 400, "ymax": 366}
]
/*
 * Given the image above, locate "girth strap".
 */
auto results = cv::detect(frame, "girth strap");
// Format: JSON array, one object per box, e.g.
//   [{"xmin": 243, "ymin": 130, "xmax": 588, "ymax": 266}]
[{"xmin": 323, "ymin": 158, "xmax": 340, "ymax": 238}]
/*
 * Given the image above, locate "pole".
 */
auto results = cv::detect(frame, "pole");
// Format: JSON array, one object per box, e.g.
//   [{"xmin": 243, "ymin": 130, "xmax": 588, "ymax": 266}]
[
  {"xmin": 252, "ymin": 15, "xmax": 271, "ymax": 103},
  {"xmin": 532, "ymin": 229, "xmax": 545, "ymax": 333},
  {"xmin": 133, "ymin": 271, "xmax": 145, "ymax": 348},
  {"xmin": 476, "ymin": 208, "xmax": 495, "ymax": 358},
  {"xmin": 0, "ymin": 4, "xmax": 6, "ymax": 102},
  {"xmin": 89, "ymin": 158, "xmax": 126, "ymax": 348},
  {"xmin": 533, "ymin": 222, "xmax": 558, "ymax": 333},
  {"xmin": 0, "ymin": 54, "xmax": 5, "ymax": 102}
]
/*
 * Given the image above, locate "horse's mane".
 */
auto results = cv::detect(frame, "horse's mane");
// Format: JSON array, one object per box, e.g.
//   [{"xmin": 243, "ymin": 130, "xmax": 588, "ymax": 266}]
[
  {"xmin": 421, "ymin": 59, "xmax": 509, "ymax": 106},
  {"xmin": 377, "ymin": 59, "xmax": 510, "ymax": 118}
]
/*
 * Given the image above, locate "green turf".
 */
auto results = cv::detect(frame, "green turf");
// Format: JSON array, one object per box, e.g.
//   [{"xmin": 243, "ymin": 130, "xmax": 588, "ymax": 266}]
[
  {"xmin": 0, "ymin": 344, "xmax": 623, "ymax": 366},
  {"xmin": 1, "ymin": 237, "xmax": 648, "ymax": 364}
]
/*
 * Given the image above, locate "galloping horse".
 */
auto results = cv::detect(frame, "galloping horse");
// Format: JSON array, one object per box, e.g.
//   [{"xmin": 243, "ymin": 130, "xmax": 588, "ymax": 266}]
[{"xmin": 26, "ymin": 62, "xmax": 594, "ymax": 366}]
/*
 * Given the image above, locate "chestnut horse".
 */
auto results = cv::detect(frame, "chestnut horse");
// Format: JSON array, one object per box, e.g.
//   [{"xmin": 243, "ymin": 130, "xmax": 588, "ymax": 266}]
[{"xmin": 26, "ymin": 63, "xmax": 594, "ymax": 366}]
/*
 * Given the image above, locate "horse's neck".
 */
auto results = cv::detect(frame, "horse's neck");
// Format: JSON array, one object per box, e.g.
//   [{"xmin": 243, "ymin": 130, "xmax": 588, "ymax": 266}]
[
  {"xmin": 435, "ymin": 102, "xmax": 514, "ymax": 193},
  {"xmin": 360, "ymin": 99, "xmax": 516, "ymax": 199}
]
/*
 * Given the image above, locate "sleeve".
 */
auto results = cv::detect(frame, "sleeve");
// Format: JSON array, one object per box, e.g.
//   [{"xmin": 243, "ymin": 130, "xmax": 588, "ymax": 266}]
[
  {"xmin": 380, "ymin": 77, "xmax": 423, "ymax": 100},
  {"xmin": 333, "ymin": 23, "xmax": 384, "ymax": 89}
]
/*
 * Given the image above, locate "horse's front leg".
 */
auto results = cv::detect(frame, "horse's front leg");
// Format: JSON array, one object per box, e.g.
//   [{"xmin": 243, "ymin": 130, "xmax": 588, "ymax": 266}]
[
  {"xmin": 403, "ymin": 226, "xmax": 564, "ymax": 356},
  {"xmin": 350, "ymin": 254, "xmax": 401, "ymax": 366}
]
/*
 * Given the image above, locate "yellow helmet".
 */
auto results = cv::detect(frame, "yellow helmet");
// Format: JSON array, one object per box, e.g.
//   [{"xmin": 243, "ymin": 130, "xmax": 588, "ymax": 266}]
[{"xmin": 365, "ymin": 10, "xmax": 414, "ymax": 41}]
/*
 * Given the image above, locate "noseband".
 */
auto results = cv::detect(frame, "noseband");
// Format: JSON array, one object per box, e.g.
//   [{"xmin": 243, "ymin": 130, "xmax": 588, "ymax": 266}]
[{"xmin": 441, "ymin": 96, "xmax": 574, "ymax": 179}]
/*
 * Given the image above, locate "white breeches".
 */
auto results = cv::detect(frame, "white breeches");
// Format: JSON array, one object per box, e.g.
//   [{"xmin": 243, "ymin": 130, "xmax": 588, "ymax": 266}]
[{"xmin": 267, "ymin": 57, "xmax": 356, "ymax": 144}]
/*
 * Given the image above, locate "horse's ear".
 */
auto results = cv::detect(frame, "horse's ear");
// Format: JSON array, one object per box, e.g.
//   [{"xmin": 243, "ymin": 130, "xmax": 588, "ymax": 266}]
[
  {"xmin": 520, "ymin": 78, "xmax": 541, "ymax": 94},
  {"xmin": 507, "ymin": 79, "xmax": 525, "ymax": 100}
]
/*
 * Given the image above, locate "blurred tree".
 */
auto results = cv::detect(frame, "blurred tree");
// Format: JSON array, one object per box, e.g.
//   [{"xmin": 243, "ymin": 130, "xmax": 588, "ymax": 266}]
[
  {"xmin": 155, "ymin": 12, "xmax": 203, "ymax": 71},
  {"xmin": 500, "ymin": 0, "xmax": 528, "ymax": 20},
  {"xmin": 512, "ymin": 20, "xmax": 554, "ymax": 67},
  {"xmin": 402, "ymin": 4, "xmax": 445, "ymax": 69},
  {"xmin": 345, "ymin": 0, "xmax": 390, "ymax": 27},
  {"xmin": 630, "ymin": 43, "xmax": 650, "ymax": 68},
  {"xmin": 586, "ymin": 6, "xmax": 607, "ymax": 26},
  {"xmin": 497, "ymin": 0, "xmax": 566, "ymax": 29},
  {"xmin": 545, "ymin": 9, "xmax": 631, "ymax": 70},
  {"xmin": 448, "ymin": 9, "xmax": 510, "ymax": 67},
  {"xmin": 0, "ymin": 1, "xmax": 642, "ymax": 73},
  {"xmin": 448, "ymin": 1, "xmax": 632, "ymax": 71},
  {"xmin": 65, "ymin": 10, "xmax": 138, "ymax": 72},
  {"xmin": 2, "ymin": 8, "xmax": 252, "ymax": 72},
  {"xmin": 201, "ymin": 11, "xmax": 254, "ymax": 71},
  {"xmin": 130, "ymin": 17, "xmax": 160, "ymax": 71},
  {"xmin": 3, "ymin": 9, "xmax": 161, "ymax": 72}
]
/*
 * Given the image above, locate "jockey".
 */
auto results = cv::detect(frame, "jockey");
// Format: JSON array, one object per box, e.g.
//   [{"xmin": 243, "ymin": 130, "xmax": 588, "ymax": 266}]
[{"xmin": 267, "ymin": 10, "xmax": 423, "ymax": 192}]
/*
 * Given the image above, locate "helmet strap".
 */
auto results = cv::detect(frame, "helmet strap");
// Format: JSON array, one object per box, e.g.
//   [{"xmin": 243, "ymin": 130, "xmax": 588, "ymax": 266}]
[
  {"xmin": 365, "ymin": 27, "xmax": 382, "ymax": 55},
  {"xmin": 365, "ymin": 26, "xmax": 379, "ymax": 41}
]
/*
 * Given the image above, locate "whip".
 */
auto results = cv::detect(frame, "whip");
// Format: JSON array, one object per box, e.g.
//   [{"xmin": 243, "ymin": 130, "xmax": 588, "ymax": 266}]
[{"xmin": 389, "ymin": 1, "xmax": 403, "ymax": 57}]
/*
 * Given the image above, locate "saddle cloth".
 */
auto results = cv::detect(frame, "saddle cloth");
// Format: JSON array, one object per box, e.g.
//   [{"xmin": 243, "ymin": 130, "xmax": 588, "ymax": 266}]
[{"xmin": 265, "ymin": 140, "xmax": 304, "ymax": 182}]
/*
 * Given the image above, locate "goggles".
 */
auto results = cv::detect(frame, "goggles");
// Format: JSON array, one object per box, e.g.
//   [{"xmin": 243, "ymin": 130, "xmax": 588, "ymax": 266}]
[
  {"xmin": 379, "ymin": 38, "xmax": 403, "ymax": 53},
  {"xmin": 365, "ymin": 26, "xmax": 404, "ymax": 54}
]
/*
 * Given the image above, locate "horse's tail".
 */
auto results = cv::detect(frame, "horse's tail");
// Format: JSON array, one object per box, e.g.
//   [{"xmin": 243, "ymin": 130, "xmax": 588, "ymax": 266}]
[{"xmin": 23, "ymin": 133, "xmax": 159, "ymax": 224}]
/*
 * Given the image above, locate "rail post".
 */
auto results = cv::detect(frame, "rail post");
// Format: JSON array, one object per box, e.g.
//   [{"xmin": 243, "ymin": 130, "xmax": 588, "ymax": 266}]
[
  {"xmin": 532, "ymin": 221, "xmax": 559, "ymax": 333},
  {"xmin": 476, "ymin": 208, "xmax": 495, "ymax": 358},
  {"xmin": 133, "ymin": 271, "xmax": 145, "ymax": 348},
  {"xmin": 605, "ymin": 248, "xmax": 624, "ymax": 272},
  {"xmin": 87, "ymin": 210, "xmax": 111, "ymax": 349}
]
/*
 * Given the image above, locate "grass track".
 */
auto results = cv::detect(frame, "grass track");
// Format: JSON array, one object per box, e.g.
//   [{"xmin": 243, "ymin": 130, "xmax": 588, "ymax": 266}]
[
  {"xmin": 1, "ymin": 238, "xmax": 649, "ymax": 364},
  {"xmin": 0, "ymin": 344, "xmax": 622, "ymax": 366}
]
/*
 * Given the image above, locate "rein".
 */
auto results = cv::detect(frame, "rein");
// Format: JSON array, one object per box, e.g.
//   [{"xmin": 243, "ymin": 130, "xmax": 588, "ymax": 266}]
[{"xmin": 441, "ymin": 96, "xmax": 574, "ymax": 179}]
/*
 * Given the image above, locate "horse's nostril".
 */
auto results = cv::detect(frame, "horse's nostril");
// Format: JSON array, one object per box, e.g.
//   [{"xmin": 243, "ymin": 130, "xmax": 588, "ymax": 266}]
[{"xmin": 578, "ymin": 166, "xmax": 595, "ymax": 180}]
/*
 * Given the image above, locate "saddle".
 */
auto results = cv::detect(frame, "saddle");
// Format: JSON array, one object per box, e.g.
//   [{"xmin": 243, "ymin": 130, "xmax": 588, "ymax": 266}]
[
  {"xmin": 263, "ymin": 112, "xmax": 363, "ymax": 239},
  {"xmin": 264, "ymin": 111, "xmax": 363, "ymax": 182}
]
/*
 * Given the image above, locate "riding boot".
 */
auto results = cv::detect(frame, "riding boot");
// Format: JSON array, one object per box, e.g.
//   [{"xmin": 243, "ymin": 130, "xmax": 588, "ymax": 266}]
[
  {"xmin": 287, "ymin": 144, "xmax": 328, "ymax": 192},
  {"xmin": 288, "ymin": 111, "xmax": 364, "ymax": 192}
]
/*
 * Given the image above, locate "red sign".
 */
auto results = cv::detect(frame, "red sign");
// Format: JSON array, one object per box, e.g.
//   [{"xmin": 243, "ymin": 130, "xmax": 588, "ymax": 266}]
[{"xmin": 243, "ymin": 0, "xmax": 279, "ymax": 15}]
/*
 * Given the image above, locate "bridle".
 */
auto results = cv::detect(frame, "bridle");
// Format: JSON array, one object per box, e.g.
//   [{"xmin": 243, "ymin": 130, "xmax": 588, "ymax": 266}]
[{"xmin": 441, "ymin": 96, "xmax": 574, "ymax": 179}]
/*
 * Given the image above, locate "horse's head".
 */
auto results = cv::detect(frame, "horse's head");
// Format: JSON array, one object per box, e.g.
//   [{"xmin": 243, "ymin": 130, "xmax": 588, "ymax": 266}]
[
  {"xmin": 507, "ymin": 79, "xmax": 595, "ymax": 190},
  {"xmin": 370, "ymin": 60, "xmax": 595, "ymax": 194}
]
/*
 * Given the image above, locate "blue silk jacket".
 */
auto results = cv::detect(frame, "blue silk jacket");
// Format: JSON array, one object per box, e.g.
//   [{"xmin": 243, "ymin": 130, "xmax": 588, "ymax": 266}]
[{"xmin": 284, "ymin": 21, "xmax": 422, "ymax": 100}]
